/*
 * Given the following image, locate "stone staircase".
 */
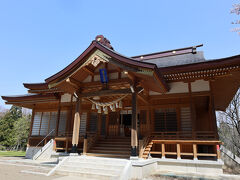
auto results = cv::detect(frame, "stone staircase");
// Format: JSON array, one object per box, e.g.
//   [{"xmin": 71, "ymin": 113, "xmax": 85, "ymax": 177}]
[
  {"xmin": 55, "ymin": 156, "xmax": 131, "ymax": 180},
  {"xmin": 87, "ymin": 136, "xmax": 131, "ymax": 159}
]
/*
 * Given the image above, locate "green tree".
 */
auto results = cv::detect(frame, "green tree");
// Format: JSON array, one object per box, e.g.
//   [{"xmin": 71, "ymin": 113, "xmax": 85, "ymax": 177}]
[
  {"xmin": 0, "ymin": 106, "xmax": 23, "ymax": 149},
  {"xmin": 12, "ymin": 115, "xmax": 31, "ymax": 150}
]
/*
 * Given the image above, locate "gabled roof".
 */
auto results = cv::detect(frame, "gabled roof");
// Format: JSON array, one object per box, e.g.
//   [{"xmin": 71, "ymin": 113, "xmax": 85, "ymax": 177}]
[
  {"xmin": 132, "ymin": 44, "xmax": 203, "ymax": 60},
  {"xmin": 45, "ymin": 40, "xmax": 169, "ymax": 93}
]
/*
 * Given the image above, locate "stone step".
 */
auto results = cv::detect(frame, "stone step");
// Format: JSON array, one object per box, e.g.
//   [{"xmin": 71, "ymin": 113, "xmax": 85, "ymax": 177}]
[
  {"xmin": 88, "ymin": 149, "xmax": 130, "ymax": 154},
  {"xmin": 104, "ymin": 136, "xmax": 131, "ymax": 140},
  {"xmin": 58, "ymin": 165, "xmax": 122, "ymax": 175},
  {"xmin": 98, "ymin": 139, "xmax": 131, "ymax": 142},
  {"xmin": 55, "ymin": 169, "xmax": 118, "ymax": 180},
  {"xmin": 86, "ymin": 153, "xmax": 130, "ymax": 159},
  {"xmin": 91, "ymin": 146, "xmax": 131, "ymax": 151},
  {"xmin": 68, "ymin": 156, "xmax": 129, "ymax": 164},
  {"xmin": 63, "ymin": 161, "xmax": 125, "ymax": 169},
  {"xmin": 96, "ymin": 141, "xmax": 130, "ymax": 145},
  {"xmin": 94, "ymin": 144, "xmax": 130, "ymax": 148}
]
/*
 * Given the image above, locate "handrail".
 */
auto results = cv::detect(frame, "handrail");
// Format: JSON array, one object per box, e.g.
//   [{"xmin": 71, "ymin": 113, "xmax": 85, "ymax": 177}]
[{"xmin": 35, "ymin": 129, "xmax": 55, "ymax": 148}]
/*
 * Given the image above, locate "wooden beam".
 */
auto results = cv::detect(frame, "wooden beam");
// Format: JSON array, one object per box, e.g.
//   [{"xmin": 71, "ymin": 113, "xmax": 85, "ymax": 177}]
[
  {"xmin": 83, "ymin": 66, "xmax": 95, "ymax": 76},
  {"xmin": 82, "ymin": 78, "xmax": 131, "ymax": 88},
  {"xmin": 66, "ymin": 77, "xmax": 81, "ymax": 87},
  {"xmin": 137, "ymin": 93, "xmax": 149, "ymax": 104},
  {"xmin": 80, "ymin": 87, "xmax": 143, "ymax": 98}
]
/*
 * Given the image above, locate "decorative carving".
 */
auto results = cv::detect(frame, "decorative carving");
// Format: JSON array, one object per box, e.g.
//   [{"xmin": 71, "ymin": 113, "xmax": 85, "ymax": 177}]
[{"xmin": 84, "ymin": 49, "xmax": 110, "ymax": 67}]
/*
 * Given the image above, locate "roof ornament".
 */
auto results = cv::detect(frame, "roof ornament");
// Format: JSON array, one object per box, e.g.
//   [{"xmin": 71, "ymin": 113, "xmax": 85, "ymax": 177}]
[{"xmin": 95, "ymin": 35, "xmax": 114, "ymax": 50}]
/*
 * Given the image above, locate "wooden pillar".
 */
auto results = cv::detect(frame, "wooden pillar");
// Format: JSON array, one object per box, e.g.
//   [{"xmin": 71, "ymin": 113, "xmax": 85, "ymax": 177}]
[
  {"xmin": 131, "ymin": 89, "xmax": 138, "ymax": 157},
  {"xmin": 209, "ymin": 81, "xmax": 219, "ymax": 139},
  {"xmin": 188, "ymin": 82, "xmax": 196, "ymax": 139},
  {"xmin": 56, "ymin": 100, "xmax": 61, "ymax": 136},
  {"xmin": 65, "ymin": 139, "xmax": 69, "ymax": 152},
  {"xmin": 71, "ymin": 98, "xmax": 81, "ymax": 153},
  {"xmin": 83, "ymin": 135, "xmax": 88, "ymax": 155},
  {"xmin": 147, "ymin": 108, "xmax": 150, "ymax": 133},
  {"xmin": 29, "ymin": 108, "xmax": 35, "ymax": 138},
  {"xmin": 139, "ymin": 139, "xmax": 143, "ymax": 158},
  {"xmin": 97, "ymin": 114, "xmax": 102, "ymax": 136},
  {"xmin": 106, "ymin": 113, "xmax": 109, "ymax": 136}
]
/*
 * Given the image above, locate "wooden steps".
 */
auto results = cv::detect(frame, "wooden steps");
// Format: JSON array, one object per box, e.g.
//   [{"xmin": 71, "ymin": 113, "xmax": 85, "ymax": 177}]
[
  {"xmin": 142, "ymin": 140, "xmax": 153, "ymax": 159},
  {"xmin": 88, "ymin": 136, "xmax": 131, "ymax": 159}
]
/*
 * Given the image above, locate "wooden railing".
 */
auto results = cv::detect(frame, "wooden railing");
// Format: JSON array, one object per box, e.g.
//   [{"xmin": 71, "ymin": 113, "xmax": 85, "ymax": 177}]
[
  {"xmin": 141, "ymin": 131, "xmax": 220, "ymax": 160},
  {"xmin": 151, "ymin": 131, "xmax": 217, "ymax": 140},
  {"xmin": 148, "ymin": 140, "xmax": 222, "ymax": 160}
]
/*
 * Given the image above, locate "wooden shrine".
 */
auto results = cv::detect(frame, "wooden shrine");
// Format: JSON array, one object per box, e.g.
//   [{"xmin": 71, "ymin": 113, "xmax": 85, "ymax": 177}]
[{"xmin": 2, "ymin": 35, "xmax": 240, "ymax": 160}]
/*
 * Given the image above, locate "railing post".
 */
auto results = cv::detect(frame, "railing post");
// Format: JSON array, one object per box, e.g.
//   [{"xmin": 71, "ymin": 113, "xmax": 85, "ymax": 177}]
[
  {"xmin": 216, "ymin": 144, "xmax": 221, "ymax": 161},
  {"xmin": 193, "ymin": 144, "xmax": 198, "ymax": 160},
  {"xmin": 83, "ymin": 134, "xmax": 88, "ymax": 155},
  {"xmin": 161, "ymin": 143, "xmax": 165, "ymax": 159},
  {"xmin": 139, "ymin": 137, "xmax": 143, "ymax": 158},
  {"xmin": 53, "ymin": 139, "xmax": 56, "ymax": 151},
  {"xmin": 177, "ymin": 144, "xmax": 181, "ymax": 160}
]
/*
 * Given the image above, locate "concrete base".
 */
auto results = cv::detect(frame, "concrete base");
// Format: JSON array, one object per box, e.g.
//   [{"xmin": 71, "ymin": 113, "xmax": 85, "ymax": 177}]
[
  {"xmin": 157, "ymin": 158, "xmax": 224, "ymax": 174},
  {"xmin": 69, "ymin": 153, "xmax": 79, "ymax": 156},
  {"xmin": 130, "ymin": 156, "xmax": 139, "ymax": 160},
  {"xmin": 131, "ymin": 158, "xmax": 158, "ymax": 179}
]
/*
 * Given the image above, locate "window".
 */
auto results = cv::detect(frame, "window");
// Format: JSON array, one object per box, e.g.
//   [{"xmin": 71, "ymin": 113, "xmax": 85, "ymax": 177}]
[
  {"xmin": 58, "ymin": 111, "xmax": 67, "ymax": 136},
  {"xmin": 40, "ymin": 112, "xmax": 50, "ymax": 136},
  {"xmin": 154, "ymin": 108, "xmax": 177, "ymax": 132},
  {"xmin": 31, "ymin": 112, "xmax": 41, "ymax": 136},
  {"xmin": 31, "ymin": 111, "xmax": 67, "ymax": 136},
  {"xmin": 180, "ymin": 107, "xmax": 192, "ymax": 131}
]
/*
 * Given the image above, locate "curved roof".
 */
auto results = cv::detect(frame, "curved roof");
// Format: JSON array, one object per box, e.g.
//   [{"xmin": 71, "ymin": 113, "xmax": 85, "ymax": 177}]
[{"xmin": 45, "ymin": 40, "xmax": 169, "ymax": 92}]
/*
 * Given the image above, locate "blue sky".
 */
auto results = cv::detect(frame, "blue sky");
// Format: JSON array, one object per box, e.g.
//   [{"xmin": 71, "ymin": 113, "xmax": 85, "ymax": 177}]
[{"xmin": 0, "ymin": 0, "xmax": 239, "ymax": 109}]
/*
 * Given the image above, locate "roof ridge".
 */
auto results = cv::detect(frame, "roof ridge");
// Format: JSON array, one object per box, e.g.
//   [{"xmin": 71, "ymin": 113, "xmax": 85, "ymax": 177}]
[{"xmin": 131, "ymin": 44, "xmax": 203, "ymax": 60}]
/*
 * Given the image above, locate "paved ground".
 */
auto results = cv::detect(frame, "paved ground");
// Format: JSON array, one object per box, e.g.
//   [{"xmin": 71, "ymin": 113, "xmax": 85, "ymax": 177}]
[
  {"xmin": 1, "ymin": 157, "xmax": 240, "ymax": 180},
  {"xmin": 0, "ymin": 163, "xmax": 60, "ymax": 180}
]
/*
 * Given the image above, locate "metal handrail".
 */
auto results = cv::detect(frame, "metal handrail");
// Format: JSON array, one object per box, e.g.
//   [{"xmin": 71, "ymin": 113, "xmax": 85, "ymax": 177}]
[{"xmin": 35, "ymin": 129, "xmax": 55, "ymax": 148}]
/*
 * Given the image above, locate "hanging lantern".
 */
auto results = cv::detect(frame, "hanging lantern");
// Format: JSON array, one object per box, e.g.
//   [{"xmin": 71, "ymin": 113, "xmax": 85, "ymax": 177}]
[
  {"xmin": 115, "ymin": 102, "xmax": 119, "ymax": 108},
  {"xmin": 119, "ymin": 100, "xmax": 123, "ymax": 108},
  {"xmin": 96, "ymin": 105, "xmax": 99, "ymax": 110},
  {"xmin": 97, "ymin": 106, "xmax": 102, "ymax": 114},
  {"xmin": 91, "ymin": 103, "xmax": 95, "ymax": 110}
]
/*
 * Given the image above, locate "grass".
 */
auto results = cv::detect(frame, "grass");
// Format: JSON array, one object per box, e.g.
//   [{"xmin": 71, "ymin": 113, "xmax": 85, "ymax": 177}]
[{"xmin": 0, "ymin": 151, "xmax": 26, "ymax": 157}]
